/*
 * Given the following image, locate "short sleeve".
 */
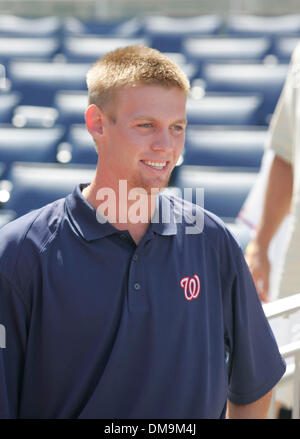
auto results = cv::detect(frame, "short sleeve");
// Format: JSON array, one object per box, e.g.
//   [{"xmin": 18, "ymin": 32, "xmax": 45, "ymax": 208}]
[
  {"xmin": 265, "ymin": 46, "xmax": 299, "ymax": 164},
  {"xmin": 222, "ymin": 232, "xmax": 286, "ymax": 405},
  {"xmin": 0, "ymin": 274, "xmax": 28, "ymax": 418}
]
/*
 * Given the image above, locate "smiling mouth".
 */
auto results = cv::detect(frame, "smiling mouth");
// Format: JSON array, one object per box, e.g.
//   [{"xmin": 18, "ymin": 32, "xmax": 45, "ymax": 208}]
[{"xmin": 141, "ymin": 160, "xmax": 168, "ymax": 170}]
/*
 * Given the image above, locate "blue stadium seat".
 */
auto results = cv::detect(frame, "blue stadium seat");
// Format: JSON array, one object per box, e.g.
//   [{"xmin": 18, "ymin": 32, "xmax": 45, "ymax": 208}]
[
  {"xmin": 0, "ymin": 91, "xmax": 22, "ymax": 123},
  {"xmin": 58, "ymin": 124, "xmax": 97, "ymax": 165},
  {"xmin": 171, "ymin": 165, "xmax": 257, "ymax": 221},
  {"xmin": 226, "ymin": 14, "xmax": 300, "ymax": 38},
  {"xmin": 0, "ymin": 125, "xmax": 65, "ymax": 167},
  {"xmin": 0, "ymin": 37, "xmax": 60, "ymax": 69},
  {"xmin": 12, "ymin": 105, "xmax": 59, "ymax": 128},
  {"xmin": 143, "ymin": 15, "xmax": 223, "ymax": 52},
  {"xmin": 203, "ymin": 63, "xmax": 288, "ymax": 123},
  {"xmin": 54, "ymin": 90, "xmax": 87, "ymax": 128},
  {"xmin": 184, "ymin": 126, "xmax": 267, "ymax": 169},
  {"xmin": 0, "ymin": 15, "xmax": 61, "ymax": 37},
  {"xmin": 183, "ymin": 37, "xmax": 271, "ymax": 76},
  {"xmin": 62, "ymin": 36, "xmax": 148, "ymax": 62},
  {"xmin": 8, "ymin": 60, "xmax": 89, "ymax": 106},
  {"xmin": 2, "ymin": 162, "xmax": 95, "ymax": 218},
  {"xmin": 63, "ymin": 16, "xmax": 144, "ymax": 37},
  {"xmin": 273, "ymin": 37, "xmax": 300, "ymax": 62},
  {"xmin": 186, "ymin": 93, "xmax": 264, "ymax": 125}
]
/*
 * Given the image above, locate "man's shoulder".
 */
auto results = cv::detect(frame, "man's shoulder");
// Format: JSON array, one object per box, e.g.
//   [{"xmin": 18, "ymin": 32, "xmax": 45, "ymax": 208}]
[{"xmin": 0, "ymin": 198, "xmax": 66, "ymax": 279}]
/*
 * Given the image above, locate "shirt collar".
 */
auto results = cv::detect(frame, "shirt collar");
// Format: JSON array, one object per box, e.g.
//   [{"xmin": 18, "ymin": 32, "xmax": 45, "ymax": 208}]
[{"xmin": 65, "ymin": 184, "xmax": 177, "ymax": 242}]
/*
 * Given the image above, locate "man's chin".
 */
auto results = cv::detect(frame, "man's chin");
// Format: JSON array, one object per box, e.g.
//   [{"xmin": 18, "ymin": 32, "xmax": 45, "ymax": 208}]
[{"xmin": 131, "ymin": 176, "xmax": 170, "ymax": 195}]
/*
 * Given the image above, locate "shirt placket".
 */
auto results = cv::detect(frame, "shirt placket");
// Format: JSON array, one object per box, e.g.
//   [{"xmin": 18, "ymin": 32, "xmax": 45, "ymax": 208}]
[{"xmin": 127, "ymin": 234, "xmax": 154, "ymax": 312}]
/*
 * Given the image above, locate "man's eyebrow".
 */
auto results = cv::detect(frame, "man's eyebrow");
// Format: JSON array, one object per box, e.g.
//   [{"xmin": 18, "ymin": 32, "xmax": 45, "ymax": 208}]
[
  {"xmin": 132, "ymin": 116, "xmax": 187, "ymax": 125},
  {"xmin": 174, "ymin": 119, "xmax": 188, "ymax": 125}
]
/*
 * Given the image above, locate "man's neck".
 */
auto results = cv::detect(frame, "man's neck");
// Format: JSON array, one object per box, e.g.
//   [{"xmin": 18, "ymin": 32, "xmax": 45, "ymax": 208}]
[{"xmin": 82, "ymin": 181, "xmax": 158, "ymax": 245}]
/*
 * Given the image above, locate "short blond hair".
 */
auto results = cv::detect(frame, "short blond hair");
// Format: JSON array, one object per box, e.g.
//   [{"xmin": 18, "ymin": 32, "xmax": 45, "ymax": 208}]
[{"xmin": 86, "ymin": 45, "xmax": 190, "ymax": 111}]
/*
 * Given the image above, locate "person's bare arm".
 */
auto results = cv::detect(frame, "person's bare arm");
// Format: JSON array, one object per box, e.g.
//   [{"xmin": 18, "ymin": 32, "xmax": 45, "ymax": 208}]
[
  {"xmin": 227, "ymin": 390, "xmax": 272, "ymax": 419},
  {"xmin": 245, "ymin": 154, "xmax": 293, "ymax": 302}
]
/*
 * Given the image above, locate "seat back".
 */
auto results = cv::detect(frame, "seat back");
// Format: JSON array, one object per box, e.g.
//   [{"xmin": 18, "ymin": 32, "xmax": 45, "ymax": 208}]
[
  {"xmin": 184, "ymin": 126, "xmax": 267, "ymax": 169},
  {"xmin": 8, "ymin": 60, "xmax": 89, "ymax": 106},
  {"xmin": 3, "ymin": 162, "xmax": 95, "ymax": 218},
  {"xmin": 171, "ymin": 165, "xmax": 257, "ymax": 221},
  {"xmin": 186, "ymin": 93, "xmax": 264, "ymax": 126},
  {"xmin": 0, "ymin": 125, "xmax": 65, "ymax": 166}
]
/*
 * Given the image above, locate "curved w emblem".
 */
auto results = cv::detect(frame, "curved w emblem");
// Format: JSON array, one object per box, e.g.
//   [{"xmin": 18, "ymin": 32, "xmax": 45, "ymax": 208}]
[{"xmin": 180, "ymin": 274, "xmax": 200, "ymax": 301}]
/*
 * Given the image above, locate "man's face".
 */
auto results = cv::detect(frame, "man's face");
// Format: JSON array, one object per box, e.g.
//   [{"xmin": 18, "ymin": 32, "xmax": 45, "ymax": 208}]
[{"xmin": 98, "ymin": 84, "xmax": 187, "ymax": 194}]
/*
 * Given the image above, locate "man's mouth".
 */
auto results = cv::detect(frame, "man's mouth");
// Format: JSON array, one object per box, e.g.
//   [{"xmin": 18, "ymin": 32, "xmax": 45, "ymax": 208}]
[{"xmin": 141, "ymin": 160, "xmax": 168, "ymax": 170}]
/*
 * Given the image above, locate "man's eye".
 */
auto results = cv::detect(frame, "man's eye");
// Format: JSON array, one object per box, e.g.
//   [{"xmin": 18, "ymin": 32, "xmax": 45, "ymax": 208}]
[
  {"xmin": 138, "ymin": 123, "xmax": 153, "ymax": 128},
  {"xmin": 172, "ymin": 125, "xmax": 184, "ymax": 132}
]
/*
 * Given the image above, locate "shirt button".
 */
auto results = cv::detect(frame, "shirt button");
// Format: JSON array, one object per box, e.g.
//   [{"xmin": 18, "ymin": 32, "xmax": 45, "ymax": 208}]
[
  {"xmin": 120, "ymin": 234, "xmax": 127, "ymax": 240},
  {"xmin": 132, "ymin": 254, "xmax": 138, "ymax": 261},
  {"xmin": 134, "ymin": 283, "xmax": 141, "ymax": 291}
]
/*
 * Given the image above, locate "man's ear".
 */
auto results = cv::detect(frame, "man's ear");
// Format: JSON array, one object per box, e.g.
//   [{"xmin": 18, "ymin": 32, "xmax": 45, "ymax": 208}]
[{"xmin": 85, "ymin": 104, "xmax": 105, "ymax": 140}]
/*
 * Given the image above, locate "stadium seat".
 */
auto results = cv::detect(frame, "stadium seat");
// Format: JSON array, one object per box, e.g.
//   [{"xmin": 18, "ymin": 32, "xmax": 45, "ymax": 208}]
[
  {"xmin": 62, "ymin": 36, "xmax": 148, "ymax": 62},
  {"xmin": 8, "ymin": 60, "xmax": 89, "ymax": 106},
  {"xmin": 63, "ymin": 16, "xmax": 144, "ymax": 37},
  {"xmin": 58, "ymin": 124, "xmax": 97, "ymax": 165},
  {"xmin": 186, "ymin": 93, "xmax": 264, "ymax": 126},
  {"xmin": 171, "ymin": 165, "xmax": 257, "ymax": 221},
  {"xmin": 0, "ymin": 125, "xmax": 65, "ymax": 167},
  {"xmin": 54, "ymin": 90, "xmax": 88, "ymax": 127},
  {"xmin": 183, "ymin": 37, "xmax": 271, "ymax": 76},
  {"xmin": 2, "ymin": 162, "xmax": 95, "ymax": 218},
  {"xmin": 12, "ymin": 105, "xmax": 59, "ymax": 128},
  {"xmin": 203, "ymin": 63, "xmax": 288, "ymax": 123},
  {"xmin": 0, "ymin": 91, "xmax": 22, "ymax": 123},
  {"xmin": 226, "ymin": 14, "xmax": 300, "ymax": 38},
  {"xmin": 0, "ymin": 15, "xmax": 61, "ymax": 37},
  {"xmin": 184, "ymin": 126, "xmax": 268, "ymax": 169},
  {"xmin": 0, "ymin": 37, "xmax": 60, "ymax": 68},
  {"xmin": 143, "ymin": 15, "xmax": 223, "ymax": 52},
  {"xmin": 273, "ymin": 37, "xmax": 300, "ymax": 62}
]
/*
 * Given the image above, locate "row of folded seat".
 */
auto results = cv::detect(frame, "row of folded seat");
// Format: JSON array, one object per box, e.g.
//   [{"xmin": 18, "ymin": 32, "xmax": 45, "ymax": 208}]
[
  {"xmin": 0, "ymin": 13, "xmax": 300, "ymax": 54},
  {"xmin": 0, "ymin": 35, "xmax": 298, "ymax": 66}
]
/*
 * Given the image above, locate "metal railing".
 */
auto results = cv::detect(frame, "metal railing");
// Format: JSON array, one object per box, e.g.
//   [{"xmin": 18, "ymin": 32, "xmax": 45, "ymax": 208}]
[{"xmin": 263, "ymin": 293, "xmax": 300, "ymax": 419}]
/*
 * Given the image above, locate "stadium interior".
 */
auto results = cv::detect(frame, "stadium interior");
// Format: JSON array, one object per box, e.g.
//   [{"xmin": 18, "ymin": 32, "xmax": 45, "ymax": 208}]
[{"xmin": 1, "ymin": 0, "xmax": 300, "ymax": 419}]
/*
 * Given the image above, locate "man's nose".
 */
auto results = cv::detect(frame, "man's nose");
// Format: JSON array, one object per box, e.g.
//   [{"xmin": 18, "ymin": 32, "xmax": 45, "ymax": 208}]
[{"xmin": 151, "ymin": 128, "xmax": 172, "ymax": 151}]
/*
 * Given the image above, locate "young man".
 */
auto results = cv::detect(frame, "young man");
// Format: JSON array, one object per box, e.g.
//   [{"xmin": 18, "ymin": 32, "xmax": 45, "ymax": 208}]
[{"xmin": 0, "ymin": 46, "xmax": 285, "ymax": 419}]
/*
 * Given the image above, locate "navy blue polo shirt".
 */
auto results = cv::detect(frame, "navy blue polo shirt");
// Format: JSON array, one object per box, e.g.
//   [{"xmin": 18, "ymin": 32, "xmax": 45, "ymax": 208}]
[{"xmin": 0, "ymin": 184, "xmax": 285, "ymax": 419}]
